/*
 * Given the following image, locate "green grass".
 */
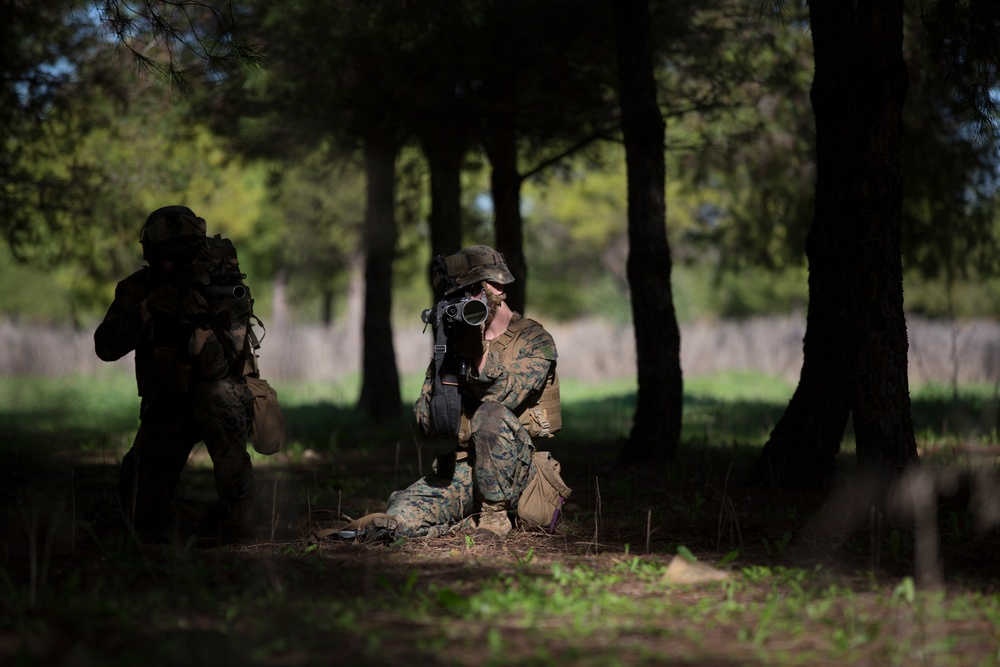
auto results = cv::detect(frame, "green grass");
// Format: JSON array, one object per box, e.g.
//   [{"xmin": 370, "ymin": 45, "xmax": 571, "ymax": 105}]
[
  {"xmin": 2, "ymin": 371, "xmax": 1000, "ymax": 666},
  {"xmin": 3, "ymin": 538, "xmax": 997, "ymax": 667},
  {"xmin": 0, "ymin": 371, "xmax": 766, "ymax": 460},
  {"xmin": 4, "ymin": 370, "xmax": 1000, "ymax": 457}
]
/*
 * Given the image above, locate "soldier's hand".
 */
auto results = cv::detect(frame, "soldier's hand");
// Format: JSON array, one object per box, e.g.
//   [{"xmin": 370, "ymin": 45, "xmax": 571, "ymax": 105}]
[
  {"xmin": 182, "ymin": 289, "xmax": 209, "ymax": 315},
  {"xmin": 144, "ymin": 284, "xmax": 183, "ymax": 315}
]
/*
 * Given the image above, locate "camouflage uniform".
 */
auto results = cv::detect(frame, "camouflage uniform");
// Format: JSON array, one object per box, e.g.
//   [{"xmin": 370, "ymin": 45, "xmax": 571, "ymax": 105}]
[
  {"xmin": 94, "ymin": 206, "xmax": 255, "ymax": 542},
  {"xmin": 390, "ymin": 314, "xmax": 558, "ymax": 538}
]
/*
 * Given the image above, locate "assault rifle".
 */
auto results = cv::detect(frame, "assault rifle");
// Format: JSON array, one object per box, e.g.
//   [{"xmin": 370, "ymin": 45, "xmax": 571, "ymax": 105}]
[
  {"xmin": 149, "ymin": 257, "xmax": 249, "ymax": 349},
  {"xmin": 167, "ymin": 256, "xmax": 250, "ymax": 303},
  {"xmin": 201, "ymin": 283, "xmax": 248, "ymax": 301}
]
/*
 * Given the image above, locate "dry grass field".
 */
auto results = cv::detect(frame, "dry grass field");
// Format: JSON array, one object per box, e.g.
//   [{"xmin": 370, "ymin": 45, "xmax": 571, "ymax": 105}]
[{"xmin": 3, "ymin": 315, "xmax": 1000, "ymax": 387}]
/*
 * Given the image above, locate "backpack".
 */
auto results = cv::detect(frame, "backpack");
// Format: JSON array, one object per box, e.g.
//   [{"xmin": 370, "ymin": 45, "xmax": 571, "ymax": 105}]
[{"xmin": 200, "ymin": 235, "xmax": 285, "ymax": 456}]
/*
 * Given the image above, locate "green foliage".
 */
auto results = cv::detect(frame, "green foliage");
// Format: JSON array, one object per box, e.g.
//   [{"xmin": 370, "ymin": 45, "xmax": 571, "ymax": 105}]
[
  {"xmin": 4, "ymin": 0, "xmax": 1000, "ymax": 332},
  {"xmin": 900, "ymin": 5, "xmax": 1000, "ymax": 287},
  {"xmin": 94, "ymin": 0, "xmax": 266, "ymax": 91},
  {"xmin": 254, "ymin": 149, "xmax": 366, "ymax": 321},
  {"xmin": 902, "ymin": 269, "xmax": 1000, "ymax": 319},
  {"xmin": 0, "ymin": 240, "xmax": 74, "ymax": 324}
]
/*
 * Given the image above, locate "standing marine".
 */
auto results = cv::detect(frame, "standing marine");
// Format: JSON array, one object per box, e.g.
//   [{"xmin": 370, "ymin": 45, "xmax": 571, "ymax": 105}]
[{"xmin": 95, "ymin": 205, "xmax": 260, "ymax": 543}]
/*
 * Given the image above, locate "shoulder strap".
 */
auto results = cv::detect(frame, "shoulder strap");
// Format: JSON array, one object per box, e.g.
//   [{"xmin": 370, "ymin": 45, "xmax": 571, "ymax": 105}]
[
  {"xmin": 425, "ymin": 303, "xmax": 464, "ymax": 436},
  {"xmin": 490, "ymin": 313, "xmax": 533, "ymax": 362}
]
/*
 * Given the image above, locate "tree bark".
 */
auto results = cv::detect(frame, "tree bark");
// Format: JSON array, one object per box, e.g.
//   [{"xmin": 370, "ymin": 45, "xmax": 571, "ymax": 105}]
[
  {"xmin": 612, "ymin": 0, "xmax": 683, "ymax": 467},
  {"xmin": 357, "ymin": 139, "xmax": 402, "ymax": 420},
  {"xmin": 847, "ymin": 0, "xmax": 917, "ymax": 473},
  {"xmin": 749, "ymin": 0, "xmax": 917, "ymax": 487},
  {"xmin": 486, "ymin": 119, "xmax": 528, "ymax": 315},
  {"xmin": 424, "ymin": 136, "xmax": 464, "ymax": 259}
]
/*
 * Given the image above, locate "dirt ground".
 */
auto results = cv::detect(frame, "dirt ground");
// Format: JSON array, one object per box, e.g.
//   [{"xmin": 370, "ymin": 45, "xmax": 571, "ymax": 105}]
[{"xmin": 3, "ymin": 438, "xmax": 1000, "ymax": 666}]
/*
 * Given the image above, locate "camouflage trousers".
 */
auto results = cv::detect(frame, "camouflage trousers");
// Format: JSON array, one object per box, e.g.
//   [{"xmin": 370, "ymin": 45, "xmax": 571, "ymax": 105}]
[
  {"xmin": 118, "ymin": 377, "xmax": 256, "ymax": 539},
  {"xmin": 388, "ymin": 401, "xmax": 535, "ymax": 538}
]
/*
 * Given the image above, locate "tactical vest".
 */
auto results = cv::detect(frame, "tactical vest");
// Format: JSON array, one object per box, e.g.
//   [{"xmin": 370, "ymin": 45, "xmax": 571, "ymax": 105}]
[{"xmin": 489, "ymin": 315, "xmax": 562, "ymax": 438}]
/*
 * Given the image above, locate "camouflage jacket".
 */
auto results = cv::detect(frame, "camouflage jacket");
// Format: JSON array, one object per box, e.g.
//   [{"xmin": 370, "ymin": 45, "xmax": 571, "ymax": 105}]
[
  {"xmin": 94, "ymin": 267, "xmax": 250, "ymax": 393},
  {"xmin": 415, "ymin": 313, "xmax": 557, "ymax": 431}
]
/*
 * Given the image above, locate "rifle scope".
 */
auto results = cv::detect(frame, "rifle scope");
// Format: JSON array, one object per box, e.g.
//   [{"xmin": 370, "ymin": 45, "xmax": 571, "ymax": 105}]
[{"xmin": 445, "ymin": 296, "xmax": 489, "ymax": 326}]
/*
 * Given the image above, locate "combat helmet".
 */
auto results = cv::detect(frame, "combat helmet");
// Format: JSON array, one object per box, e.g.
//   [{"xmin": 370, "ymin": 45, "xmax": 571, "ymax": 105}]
[
  {"xmin": 139, "ymin": 205, "xmax": 207, "ymax": 261},
  {"xmin": 443, "ymin": 245, "xmax": 514, "ymax": 295}
]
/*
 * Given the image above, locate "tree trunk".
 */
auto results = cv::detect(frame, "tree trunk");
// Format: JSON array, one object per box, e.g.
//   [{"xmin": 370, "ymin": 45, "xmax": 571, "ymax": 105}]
[
  {"xmin": 486, "ymin": 119, "xmax": 528, "ymax": 315},
  {"xmin": 357, "ymin": 139, "xmax": 402, "ymax": 420},
  {"xmin": 320, "ymin": 289, "xmax": 333, "ymax": 327},
  {"xmin": 424, "ymin": 137, "xmax": 464, "ymax": 259},
  {"xmin": 612, "ymin": 0, "xmax": 683, "ymax": 467},
  {"xmin": 749, "ymin": 0, "xmax": 917, "ymax": 486},
  {"xmin": 846, "ymin": 0, "xmax": 917, "ymax": 473}
]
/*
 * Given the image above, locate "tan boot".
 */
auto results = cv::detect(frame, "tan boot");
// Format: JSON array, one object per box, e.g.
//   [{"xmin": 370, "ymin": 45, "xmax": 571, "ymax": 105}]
[{"xmin": 475, "ymin": 501, "xmax": 512, "ymax": 540}]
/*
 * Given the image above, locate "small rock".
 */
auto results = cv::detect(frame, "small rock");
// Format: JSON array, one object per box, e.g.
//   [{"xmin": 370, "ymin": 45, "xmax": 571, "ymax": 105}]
[{"xmin": 661, "ymin": 555, "xmax": 730, "ymax": 585}]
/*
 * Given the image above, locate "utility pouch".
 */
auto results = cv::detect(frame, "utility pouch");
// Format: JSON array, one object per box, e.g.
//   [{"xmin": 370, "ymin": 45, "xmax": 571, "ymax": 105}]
[
  {"xmin": 519, "ymin": 371, "xmax": 561, "ymax": 438},
  {"xmin": 458, "ymin": 412, "xmax": 472, "ymax": 445},
  {"xmin": 246, "ymin": 375, "xmax": 285, "ymax": 455},
  {"xmin": 516, "ymin": 451, "xmax": 572, "ymax": 533}
]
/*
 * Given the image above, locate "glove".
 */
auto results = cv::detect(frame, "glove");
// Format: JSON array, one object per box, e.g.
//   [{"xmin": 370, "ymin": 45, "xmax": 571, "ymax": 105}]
[{"xmin": 144, "ymin": 284, "xmax": 183, "ymax": 315}]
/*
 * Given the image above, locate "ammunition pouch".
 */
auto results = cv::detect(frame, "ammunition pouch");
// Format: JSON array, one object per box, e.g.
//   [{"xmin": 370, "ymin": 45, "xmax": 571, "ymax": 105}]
[
  {"xmin": 458, "ymin": 411, "xmax": 472, "ymax": 445},
  {"xmin": 519, "ymin": 371, "xmax": 561, "ymax": 438}
]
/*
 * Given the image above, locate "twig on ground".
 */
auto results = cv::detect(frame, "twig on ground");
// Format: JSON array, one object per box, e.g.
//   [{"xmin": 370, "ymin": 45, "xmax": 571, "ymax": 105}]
[
  {"xmin": 271, "ymin": 478, "xmax": 278, "ymax": 544},
  {"xmin": 646, "ymin": 508, "xmax": 652, "ymax": 555},
  {"xmin": 591, "ymin": 476, "xmax": 602, "ymax": 556}
]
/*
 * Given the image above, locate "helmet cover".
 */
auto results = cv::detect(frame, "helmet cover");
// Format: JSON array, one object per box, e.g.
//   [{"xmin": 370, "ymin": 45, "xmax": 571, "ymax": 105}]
[
  {"xmin": 140, "ymin": 205, "xmax": 207, "ymax": 260},
  {"xmin": 443, "ymin": 245, "xmax": 514, "ymax": 295}
]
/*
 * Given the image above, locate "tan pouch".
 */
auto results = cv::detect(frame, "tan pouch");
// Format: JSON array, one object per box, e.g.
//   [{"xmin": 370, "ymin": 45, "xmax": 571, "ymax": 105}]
[
  {"xmin": 246, "ymin": 375, "xmax": 285, "ymax": 455},
  {"xmin": 519, "ymin": 371, "xmax": 561, "ymax": 438},
  {"xmin": 458, "ymin": 412, "xmax": 472, "ymax": 445},
  {"xmin": 516, "ymin": 451, "xmax": 572, "ymax": 533}
]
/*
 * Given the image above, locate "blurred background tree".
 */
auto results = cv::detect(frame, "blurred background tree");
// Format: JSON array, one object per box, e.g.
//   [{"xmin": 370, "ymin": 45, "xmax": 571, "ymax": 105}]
[{"xmin": 1, "ymin": 0, "xmax": 998, "ymax": 402}]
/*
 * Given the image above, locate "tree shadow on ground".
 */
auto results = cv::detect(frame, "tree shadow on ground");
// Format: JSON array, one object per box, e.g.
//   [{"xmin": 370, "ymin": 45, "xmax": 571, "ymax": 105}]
[{"xmin": 3, "ymin": 393, "xmax": 1000, "ymax": 665}]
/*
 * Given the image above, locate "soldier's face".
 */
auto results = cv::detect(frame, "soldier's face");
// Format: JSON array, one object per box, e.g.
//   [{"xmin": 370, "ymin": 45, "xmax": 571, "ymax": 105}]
[
  {"xmin": 483, "ymin": 282, "xmax": 503, "ymax": 297},
  {"xmin": 481, "ymin": 282, "xmax": 507, "ymax": 327}
]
